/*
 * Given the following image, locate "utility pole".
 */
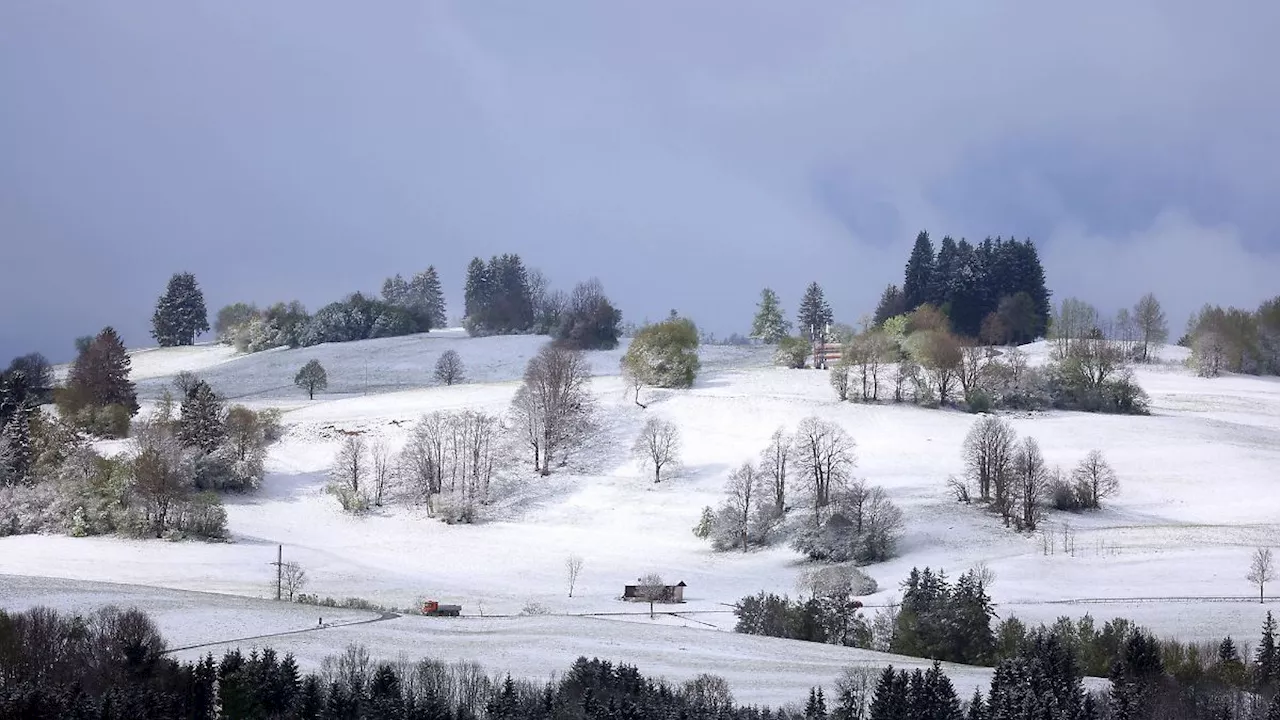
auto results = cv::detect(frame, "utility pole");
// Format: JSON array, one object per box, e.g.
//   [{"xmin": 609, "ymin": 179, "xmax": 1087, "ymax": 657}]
[{"xmin": 270, "ymin": 544, "xmax": 283, "ymax": 600}]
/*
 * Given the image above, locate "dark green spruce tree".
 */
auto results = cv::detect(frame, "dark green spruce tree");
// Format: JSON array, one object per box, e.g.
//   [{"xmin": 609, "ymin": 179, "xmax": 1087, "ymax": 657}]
[
  {"xmin": 873, "ymin": 284, "xmax": 907, "ymax": 326},
  {"xmin": 902, "ymin": 231, "xmax": 935, "ymax": 312},
  {"xmin": 463, "ymin": 257, "xmax": 491, "ymax": 334},
  {"xmin": 151, "ymin": 272, "xmax": 210, "ymax": 346},
  {"xmin": 178, "ymin": 380, "xmax": 226, "ymax": 455},
  {"xmin": 797, "ymin": 282, "xmax": 834, "ymax": 341}
]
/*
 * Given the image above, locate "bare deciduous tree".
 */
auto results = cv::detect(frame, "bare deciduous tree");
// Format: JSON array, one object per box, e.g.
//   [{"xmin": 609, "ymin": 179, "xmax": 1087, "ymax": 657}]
[
  {"xmin": 329, "ymin": 433, "xmax": 368, "ymax": 512},
  {"xmin": 957, "ymin": 342, "xmax": 992, "ymax": 403},
  {"xmin": 962, "ymin": 416, "xmax": 1017, "ymax": 507},
  {"xmin": 915, "ymin": 330, "xmax": 962, "ymax": 405},
  {"xmin": 281, "ymin": 561, "xmax": 308, "ymax": 601},
  {"xmin": 1134, "ymin": 293, "xmax": 1168, "ymax": 362},
  {"xmin": 761, "ymin": 427, "xmax": 791, "ymax": 514},
  {"xmin": 636, "ymin": 572, "xmax": 666, "ymax": 619},
  {"xmin": 510, "ymin": 344, "xmax": 595, "ymax": 475},
  {"xmin": 370, "ymin": 438, "xmax": 394, "ymax": 507},
  {"xmin": 721, "ymin": 462, "xmax": 762, "ymax": 552},
  {"xmin": 793, "ymin": 416, "xmax": 855, "ymax": 513},
  {"xmin": 1248, "ymin": 547, "xmax": 1274, "ymax": 604},
  {"xmin": 1050, "ymin": 298, "xmax": 1101, "ymax": 358},
  {"xmin": 399, "ymin": 412, "xmax": 447, "ymax": 505},
  {"xmin": 434, "ymin": 350, "xmax": 465, "ymax": 386},
  {"xmin": 566, "ymin": 554, "xmax": 584, "ymax": 598},
  {"xmin": 632, "ymin": 416, "xmax": 681, "ymax": 483},
  {"xmin": 1071, "ymin": 449, "xmax": 1119, "ymax": 509},
  {"xmin": 1012, "ymin": 436, "xmax": 1048, "ymax": 531},
  {"xmin": 438, "ymin": 410, "xmax": 501, "ymax": 521}
]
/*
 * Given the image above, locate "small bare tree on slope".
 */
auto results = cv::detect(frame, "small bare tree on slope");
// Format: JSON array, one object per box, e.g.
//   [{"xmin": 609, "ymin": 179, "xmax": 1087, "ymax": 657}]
[
  {"xmin": 1249, "ymin": 547, "xmax": 1275, "ymax": 604},
  {"xmin": 632, "ymin": 416, "xmax": 681, "ymax": 483}
]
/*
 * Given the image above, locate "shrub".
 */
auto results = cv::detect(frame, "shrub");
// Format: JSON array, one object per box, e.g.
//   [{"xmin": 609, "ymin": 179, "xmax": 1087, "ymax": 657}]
[
  {"xmin": 965, "ymin": 390, "xmax": 993, "ymax": 414},
  {"xmin": 326, "ymin": 483, "xmax": 370, "ymax": 514},
  {"xmin": 775, "ymin": 336, "xmax": 809, "ymax": 369}
]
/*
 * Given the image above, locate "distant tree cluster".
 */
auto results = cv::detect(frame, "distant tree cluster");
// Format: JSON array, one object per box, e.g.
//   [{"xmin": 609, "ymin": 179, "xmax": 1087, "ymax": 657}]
[
  {"xmin": 733, "ymin": 570, "xmax": 877, "ymax": 649},
  {"xmin": 695, "ymin": 418, "xmax": 904, "ymax": 565},
  {"xmin": 953, "ymin": 416, "xmax": 1120, "ymax": 530},
  {"xmin": 464, "ymin": 255, "xmax": 623, "ymax": 350},
  {"xmin": 891, "ymin": 567, "xmax": 997, "ymax": 666},
  {"xmin": 394, "ymin": 409, "xmax": 502, "ymax": 522},
  {"xmin": 216, "ymin": 300, "xmax": 310, "ymax": 353},
  {"xmin": 883, "ymin": 231, "xmax": 1052, "ymax": 342},
  {"xmin": 1185, "ymin": 295, "xmax": 1280, "ymax": 378}
]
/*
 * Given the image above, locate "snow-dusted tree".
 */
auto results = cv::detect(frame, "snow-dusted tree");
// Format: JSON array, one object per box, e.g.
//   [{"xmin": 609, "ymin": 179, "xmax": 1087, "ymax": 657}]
[
  {"xmin": 433, "ymin": 410, "xmax": 500, "ymax": 522},
  {"xmin": 1012, "ymin": 437, "xmax": 1048, "ymax": 531},
  {"xmin": 635, "ymin": 572, "xmax": 666, "ymax": 618},
  {"xmin": 369, "ymin": 438, "xmax": 394, "ymax": 507},
  {"xmin": 151, "ymin": 272, "xmax": 210, "ymax": 347},
  {"xmin": 774, "ymin": 335, "xmax": 810, "ymax": 369},
  {"xmin": 761, "ymin": 427, "xmax": 791, "ymax": 514},
  {"xmin": 131, "ymin": 407, "xmax": 192, "ymax": 536},
  {"xmin": 957, "ymin": 343, "xmax": 992, "ymax": 404},
  {"xmin": 223, "ymin": 405, "xmax": 269, "ymax": 488},
  {"xmin": 511, "ymin": 344, "xmax": 594, "ymax": 475},
  {"xmin": 329, "ymin": 433, "xmax": 368, "ymax": 512},
  {"xmin": 912, "ymin": 329, "xmax": 963, "ymax": 405},
  {"xmin": 1113, "ymin": 308, "xmax": 1138, "ymax": 359},
  {"xmin": 1133, "ymin": 293, "xmax": 1168, "ymax": 362},
  {"xmin": 556, "ymin": 278, "xmax": 622, "ymax": 350},
  {"xmin": 566, "ymin": 554, "xmax": 584, "ymax": 598},
  {"xmin": 177, "ymin": 380, "xmax": 226, "ymax": 455},
  {"xmin": 829, "ymin": 357, "xmax": 852, "ymax": 401},
  {"xmin": 632, "ymin": 416, "xmax": 681, "ymax": 483},
  {"xmin": 750, "ymin": 288, "xmax": 791, "ymax": 344},
  {"xmin": 1049, "ymin": 297, "xmax": 1100, "ymax": 359},
  {"xmin": 434, "ymin": 350, "xmax": 465, "ymax": 386},
  {"xmin": 962, "ymin": 416, "xmax": 1017, "ymax": 507},
  {"xmin": 281, "ymin": 561, "xmax": 308, "ymax": 601},
  {"xmin": 0, "ymin": 412, "xmax": 33, "ymax": 487},
  {"xmin": 1249, "ymin": 547, "xmax": 1275, "ymax": 604},
  {"xmin": 294, "ymin": 360, "xmax": 328, "ymax": 400},
  {"xmin": 620, "ymin": 314, "xmax": 700, "ymax": 407},
  {"xmin": 715, "ymin": 462, "xmax": 763, "ymax": 551},
  {"xmin": 411, "ymin": 265, "xmax": 447, "ymax": 329},
  {"xmin": 1071, "ymin": 449, "xmax": 1118, "ymax": 509},
  {"xmin": 61, "ymin": 326, "xmax": 139, "ymax": 433},
  {"xmin": 793, "ymin": 416, "xmax": 855, "ymax": 512},
  {"xmin": 398, "ymin": 412, "xmax": 446, "ymax": 502},
  {"xmin": 797, "ymin": 282, "xmax": 834, "ymax": 341}
]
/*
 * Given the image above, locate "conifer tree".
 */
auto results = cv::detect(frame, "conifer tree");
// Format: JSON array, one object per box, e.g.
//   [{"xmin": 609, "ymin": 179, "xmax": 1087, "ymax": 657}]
[
  {"xmin": 805, "ymin": 686, "xmax": 828, "ymax": 719},
  {"xmin": 929, "ymin": 236, "xmax": 959, "ymax": 312},
  {"xmin": 903, "ymin": 231, "xmax": 936, "ymax": 311},
  {"xmin": 751, "ymin": 288, "xmax": 790, "ymax": 344},
  {"xmin": 463, "ymin": 257, "xmax": 491, "ymax": 332},
  {"xmin": 64, "ymin": 327, "xmax": 140, "ymax": 418},
  {"xmin": 873, "ymin": 285, "xmax": 906, "ymax": 327},
  {"xmin": 151, "ymin": 272, "xmax": 210, "ymax": 346},
  {"xmin": 0, "ymin": 410, "xmax": 33, "ymax": 486},
  {"xmin": 178, "ymin": 380, "xmax": 227, "ymax": 455},
  {"xmin": 420, "ymin": 265, "xmax": 447, "ymax": 328},
  {"xmin": 965, "ymin": 689, "xmax": 985, "ymax": 720},
  {"xmin": 1257, "ymin": 611, "xmax": 1279, "ymax": 694},
  {"xmin": 381, "ymin": 274, "xmax": 410, "ymax": 307},
  {"xmin": 797, "ymin": 282, "xmax": 834, "ymax": 341}
]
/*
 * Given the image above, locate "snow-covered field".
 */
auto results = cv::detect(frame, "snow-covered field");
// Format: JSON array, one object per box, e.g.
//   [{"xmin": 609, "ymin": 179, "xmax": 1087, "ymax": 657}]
[{"xmin": 5, "ymin": 332, "xmax": 1280, "ymax": 704}]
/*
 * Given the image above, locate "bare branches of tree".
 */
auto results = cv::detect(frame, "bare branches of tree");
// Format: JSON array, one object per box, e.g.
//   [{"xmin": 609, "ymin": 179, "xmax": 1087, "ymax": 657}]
[
  {"xmin": 434, "ymin": 350, "xmax": 465, "ymax": 386},
  {"xmin": 636, "ymin": 572, "xmax": 666, "ymax": 619},
  {"xmin": 566, "ymin": 554, "xmax": 584, "ymax": 598},
  {"xmin": 370, "ymin": 439, "xmax": 394, "ymax": 507},
  {"xmin": 962, "ymin": 416, "xmax": 1017, "ymax": 507},
  {"xmin": 793, "ymin": 417, "xmax": 855, "ymax": 513},
  {"xmin": 721, "ymin": 462, "xmax": 762, "ymax": 552},
  {"xmin": 1133, "ymin": 293, "xmax": 1168, "ymax": 362},
  {"xmin": 761, "ymin": 427, "xmax": 791, "ymax": 514},
  {"xmin": 329, "ymin": 433, "xmax": 368, "ymax": 513},
  {"xmin": 1071, "ymin": 450, "xmax": 1119, "ymax": 509},
  {"xmin": 281, "ymin": 561, "xmax": 308, "ymax": 601},
  {"xmin": 399, "ymin": 413, "xmax": 446, "ymax": 505},
  {"xmin": 510, "ymin": 344, "xmax": 595, "ymax": 475},
  {"xmin": 1012, "ymin": 437, "xmax": 1048, "ymax": 531},
  {"xmin": 1248, "ymin": 547, "xmax": 1274, "ymax": 604},
  {"xmin": 632, "ymin": 417, "xmax": 681, "ymax": 483}
]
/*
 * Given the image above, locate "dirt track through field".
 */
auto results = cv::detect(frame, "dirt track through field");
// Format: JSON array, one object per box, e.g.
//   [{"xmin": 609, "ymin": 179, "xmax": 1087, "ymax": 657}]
[{"xmin": 164, "ymin": 611, "xmax": 401, "ymax": 654}]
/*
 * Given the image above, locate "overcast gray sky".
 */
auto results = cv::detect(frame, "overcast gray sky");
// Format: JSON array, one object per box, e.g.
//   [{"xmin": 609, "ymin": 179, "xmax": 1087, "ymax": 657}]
[{"xmin": 3, "ymin": 1, "xmax": 1278, "ymax": 362}]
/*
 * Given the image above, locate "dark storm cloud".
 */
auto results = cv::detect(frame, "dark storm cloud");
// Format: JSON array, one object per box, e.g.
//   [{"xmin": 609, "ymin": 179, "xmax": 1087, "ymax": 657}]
[{"xmin": 2, "ymin": 1, "xmax": 1277, "ymax": 360}]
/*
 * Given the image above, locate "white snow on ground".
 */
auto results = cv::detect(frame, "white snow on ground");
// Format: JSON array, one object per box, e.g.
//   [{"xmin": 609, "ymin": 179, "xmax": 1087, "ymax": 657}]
[{"xmin": 10, "ymin": 333, "xmax": 1280, "ymax": 703}]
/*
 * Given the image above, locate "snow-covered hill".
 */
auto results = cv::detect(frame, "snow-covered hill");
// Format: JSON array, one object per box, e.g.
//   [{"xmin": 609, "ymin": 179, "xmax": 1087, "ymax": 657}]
[{"xmin": 12, "ymin": 333, "xmax": 1280, "ymax": 703}]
